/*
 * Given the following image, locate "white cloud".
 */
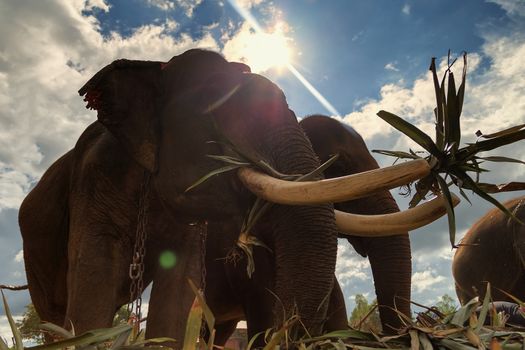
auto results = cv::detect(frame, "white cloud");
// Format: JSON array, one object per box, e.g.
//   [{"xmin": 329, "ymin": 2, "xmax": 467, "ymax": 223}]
[
  {"xmin": 384, "ymin": 62, "xmax": 400, "ymax": 72},
  {"xmin": 236, "ymin": 0, "xmax": 265, "ymax": 9},
  {"xmin": 487, "ymin": 0, "xmax": 525, "ymax": 17},
  {"xmin": 351, "ymin": 30, "xmax": 364, "ymax": 42},
  {"xmin": 0, "ymin": 0, "xmax": 219, "ymax": 211},
  {"xmin": 222, "ymin": 22, "xmax": 294, "ymax": 73},
  {"xmin": 412, "ymin": 269, "xmax": 446, "ymax": 293},
  {"xmin": 145, "ymin": 0, "xmax": 203, "ymax": 17},
  {"xmin": 402, "ymin": 4, "xmax": 410, "ymax": 15},
  {"xmin": 14, "ymin": 250, "xmax": 23, "ymax": 263},
  {"xmin": 85, "ymin": 0, "xmax": 110, "ymax": 12},
  {"xmin": 146, "ymin": 0, "xmax": 175, "ymax": 11},
  {"xmin": 335, "ymin": 243, "xmax": 371, "ymax": 285}
]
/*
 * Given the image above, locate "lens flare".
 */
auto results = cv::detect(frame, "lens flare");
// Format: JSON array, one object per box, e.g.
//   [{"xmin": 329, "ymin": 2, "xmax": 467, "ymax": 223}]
[
  {"xmin": 159, "ymin": 250, "xmax": 177, "ymax": 269},
  {"xmin": 226, "ymin": 0, "xmax": 340, "ymax": 116}
]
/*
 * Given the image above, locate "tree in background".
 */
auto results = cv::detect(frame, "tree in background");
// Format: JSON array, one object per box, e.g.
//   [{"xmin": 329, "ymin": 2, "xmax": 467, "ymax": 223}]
[
  {"xmin": 434, "ymin": 294, "xmax": 458, "ymax": 316},
  {"xmin": 15, "ymin": 303, "xmax": 131, "ymax": 344},
  {"xmin": 15, "ymin": 303, "xmax": 44, "ymax": 344},
  {"xmin": 349, "ymin": 294, "xmax": 382, "ymax": 333}
]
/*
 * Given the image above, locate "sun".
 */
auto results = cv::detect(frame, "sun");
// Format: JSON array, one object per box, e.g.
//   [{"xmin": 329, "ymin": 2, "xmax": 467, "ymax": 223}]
[{"xmin": 240, "ymin": 24, "xmax": 292, "ymax": 73}]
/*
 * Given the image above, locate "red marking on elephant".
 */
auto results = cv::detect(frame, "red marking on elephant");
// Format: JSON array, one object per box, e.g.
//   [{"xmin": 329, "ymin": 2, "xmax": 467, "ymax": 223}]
[{"xmin": 84, "ymin": 90, "xmax": 102, "ymax": 111}]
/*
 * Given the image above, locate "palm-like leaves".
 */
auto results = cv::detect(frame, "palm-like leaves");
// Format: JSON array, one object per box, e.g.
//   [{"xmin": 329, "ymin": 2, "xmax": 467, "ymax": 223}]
[{"xmin": 374, "ymin": 52, "xmax": 525, "ymax": 246}]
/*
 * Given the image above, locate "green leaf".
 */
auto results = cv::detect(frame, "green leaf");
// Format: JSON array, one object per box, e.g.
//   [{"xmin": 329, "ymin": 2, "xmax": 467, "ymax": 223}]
[
  {"xmin": 305, "ymin": 329, "xmax": 374, "ymax": 342},
  {"xmin": 477, "ymin": 123, "xmax": 525, "ymax": 139},
  {"xmin": 206, "ymin": 154, "xmax": 250, "ymax": 166},
  {"xmin": 476, "ymin": 156, "xmax": 525, "ymax": 165},
  {"xmin": 39, "ymin": 322, "xmax": 74, "ymax": 339},
  {"xmin": 430, "ymin": 58, "xmax": 445, "ymax": 151},
  {"xmin": 450, "ymin": 169, "xmax": 524, "ymax": 225},
  {"xmin": 185, "ymin": 164, "xmax": 241, "ymax": 193},
  {"xmin": 445, "ymin": 71, "xmax": 461, "ymax": 151},
  {"xmin": 435, "ymin": 175, "xmax": 457, "ymax": 247},
  {"xmin": 475, "ymin": 282, "xmax": 491, "ymax": 333},
  {"xmin": 372, "ymin": 149, "xmax": 420, "ymax": 160},
  {"xmin": 450, "ymin": 298, "xmax": 479, "ymax": 327},
  {"xmin": 28, "ymin": 324, "xmax": 132, "ymax": 350},
  {"xmin": 0, "ymin": 338, "xmax": 8, "ymax": 350},
  {"xmin": 377, "ymin": 110, "xmax": 441, "ymax": 156},
  {"xmin": 465, "ymin": 129, "xmax": 525, "ymax": 154},
  {"xmin": 181, "ymin": 296, "xmax": 203, "ymax": 350},
  {"xmin": 187, "ymin": 279, "xmax": 215, "ymax": 339},
  {"xmin": 297, "ymin": 153, "xmax": 340, "ymax": 181},
  {"xmin": 475, "ymin": 182, "xmax": 525, "ymax": 193},
  {"xmin": 256, "ymin": 160, "xmax": 300, "ymax": 180},
  {"xmin": 109, "ymin": 328, "xmax": 132, "ymax": 349},
  {"xmin": 1, "ymin": 290, "xmax": 23, "ymax": 350},
  {"xmin": 456, "ymin": 53, "xmax": 467, "ymax": 120}
]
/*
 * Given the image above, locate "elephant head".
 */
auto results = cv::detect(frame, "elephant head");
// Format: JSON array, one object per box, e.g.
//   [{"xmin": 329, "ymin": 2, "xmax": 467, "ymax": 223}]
[
  {"xmin": 453, "ymin": 195, "xmax": 525, "ymax": 305},
  {"xmin": 20, "ymin": 48, "xmax": 456, "ymax": 346}
]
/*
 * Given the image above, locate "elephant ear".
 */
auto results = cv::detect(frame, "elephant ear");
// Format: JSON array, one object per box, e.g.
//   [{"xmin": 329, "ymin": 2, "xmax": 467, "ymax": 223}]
[{"xmin": 79, "ymin": 59, "xmax": 163, "ymax": 172}]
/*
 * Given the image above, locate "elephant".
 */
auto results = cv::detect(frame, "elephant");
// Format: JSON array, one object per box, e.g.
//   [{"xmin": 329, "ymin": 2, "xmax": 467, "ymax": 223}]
[
  {"xmin": 200, "ymin": 115, "xmax": 415, "ymax": 345},
  {"xmin": 18, "ymin": 49, "xmax": 449, "ymax": 347},
  {"xmin": 452, "ymin": 195, "xmax": 525, "ymax": 305}
]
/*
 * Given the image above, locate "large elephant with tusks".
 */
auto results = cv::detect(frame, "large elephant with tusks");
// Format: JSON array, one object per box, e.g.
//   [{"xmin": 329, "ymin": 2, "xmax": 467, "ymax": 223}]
[{"xmin": 19, "ymin": 49, "xmax": 451, "ymax": 347}]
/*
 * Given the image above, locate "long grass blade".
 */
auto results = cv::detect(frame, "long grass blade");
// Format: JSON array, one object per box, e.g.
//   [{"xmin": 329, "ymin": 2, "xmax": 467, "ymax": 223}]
[
  {"xmin": 185, "ymin": 164, "xmax": 240, "ymax": 193},
  {"xmin": 372, "ymin": 149, "xmax": 420, "ymax": 159},
  {"xmin": 377, "ymin": 110, "xmax": 441, "ymax": 156},
  {"xmin": 0, "ymin": 338, "xmax": 8, "ymax": 350},
  {"xmin": 476, "ymin": 156, "xmax": 525, "ymax": 165},
  {"xmin": 39, "ymin": 322, "xmax": 74, "ymax": 339},
  {"xmin": 475, "ymin": 283, "xmax": 491, "ymax": 333},
  {"xmin": 430, "ymin": 58, "xmax": 445, "ymax": 151},
  {"xmin": 187, "ymin": 279, "xmax": 215, "ymax": 338},
  {"xmin": 475, "ymin": 182, "xmax": 525, "ymax": 193},
  {"xmin": 478, "ymin": 123, "xmax": 525, "ymax": 139},
  {"xmin": 435, "ymin": 175, "xmax": 457, "ymax": 247},
  {"xmin": 445, "ymin": 71, "xmax": 461, "ymax": 151},
  {"xmin": 28, "ymin": 324, "xmax": 131, "ymax": 350},
  {"xmin": 451, "ymin": 169, "xmax": 523, "ymax": 224},
  {"xmin": 181, "ymin": 296, "xmax": 203, "ymax": 350},
  {"xmin": 466, "ymin": 129, "xmax": 525, "ymax": 154},
  {"xmin": 456, "ymin": 53, "xmax": 467, "ymax": 119},
  {"xmin": 1, "ymin": 290, "xmax": 23, "ymax": 350}
]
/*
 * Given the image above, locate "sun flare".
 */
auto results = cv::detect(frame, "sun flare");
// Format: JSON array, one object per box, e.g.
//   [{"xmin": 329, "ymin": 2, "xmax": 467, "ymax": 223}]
[{"xmin": 237, "ymin": 24, "xmax": 292, "ymax": 73}]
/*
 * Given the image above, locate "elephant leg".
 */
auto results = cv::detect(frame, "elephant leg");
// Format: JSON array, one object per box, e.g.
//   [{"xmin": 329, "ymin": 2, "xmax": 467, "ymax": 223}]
[
  {"xmin": 325, "ymin": 276, "xmax": 349, "ymax": 331},
  {"xmin": 211, "ymin": 320, "xmax": 239, "ymax": 347},
  {"xmin": 301, "ymin": 115, "xmax": 412, "ymax": 332},
  {"xmin": 145, "ymin": 224, "xmax": 203, "ymax": 349},
  {"xmin": 223, "ymin": 245, "xmax": 274, "ymax": 347},
  {"xmin": 64, "ymin": 231, "xmax": 128, "ymax": 333}
]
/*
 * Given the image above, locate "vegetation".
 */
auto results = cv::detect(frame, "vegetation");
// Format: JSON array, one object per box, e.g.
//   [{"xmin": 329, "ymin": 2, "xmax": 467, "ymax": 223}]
[
  {"xmin": 348, "ymin": 294, "xmax": 381, "ymax": 334},
  {"xmin": 374, "ymin": 52, "xmax": 525, "ymax": 247},
  {"xmin": 2, "ymin": 53, "xmax": 524, "ymax": 349}
]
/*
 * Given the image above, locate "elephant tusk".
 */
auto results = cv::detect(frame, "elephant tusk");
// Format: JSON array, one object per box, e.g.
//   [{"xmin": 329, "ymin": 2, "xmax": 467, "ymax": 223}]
[
  {"xmin": 335, "ymin": 193, "xmax": 461, "ymax": 236},
  {"xmin": 237, "ymin": 159, "xmax": 431, "ymax": 205}
]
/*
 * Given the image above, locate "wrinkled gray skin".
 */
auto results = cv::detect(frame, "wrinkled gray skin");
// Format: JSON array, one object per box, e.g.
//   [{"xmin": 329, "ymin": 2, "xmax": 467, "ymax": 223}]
[
  {"xmin": 19, "ymin": 49, "xmax": 338, "ymax": 347},
  {"xmin": 19, "ymin": 49, "xmax": 412, "ymax": 348},
  {"xmin": 453, "ymin": 195, "xmax": 525, "ymax": 304},
  {"xmin": 204, "ymin": 115, "xmax": 413, "ymax": 346}
]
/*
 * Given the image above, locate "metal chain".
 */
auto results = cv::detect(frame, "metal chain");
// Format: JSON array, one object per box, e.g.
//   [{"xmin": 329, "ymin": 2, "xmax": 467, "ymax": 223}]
[
  {"xmin": 199, "ymin": 221, "xmax": 208, "ymax": 295},
  {"xmin": 127, "ymin": 171, "xmax": 151, "ymax": 327},
  {"xmin": 196, "ymin": 221, "xmax": 208, "ymax": 340}
]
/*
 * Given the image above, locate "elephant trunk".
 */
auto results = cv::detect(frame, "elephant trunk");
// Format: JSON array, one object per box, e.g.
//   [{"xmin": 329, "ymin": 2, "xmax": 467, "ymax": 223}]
[
  {"xmin": 344, "ymin": 191, "xmax": 411, "ymax": 332},
  {"xmin": 264, "ymin": 125, "xmax": 338, "ymax": 334}
]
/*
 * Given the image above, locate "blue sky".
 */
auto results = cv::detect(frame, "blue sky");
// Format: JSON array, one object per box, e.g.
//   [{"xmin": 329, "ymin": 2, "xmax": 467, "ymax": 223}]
[{"xmin": 0, "ymin": 0, "xmax": 524, "ymax": 340}]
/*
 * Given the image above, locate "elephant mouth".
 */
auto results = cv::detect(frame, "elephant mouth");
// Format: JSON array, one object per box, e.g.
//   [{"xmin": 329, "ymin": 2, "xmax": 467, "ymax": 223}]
[{"xmin": 237, "ymin": 158, "xmax": 460, "ymax": 236}]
